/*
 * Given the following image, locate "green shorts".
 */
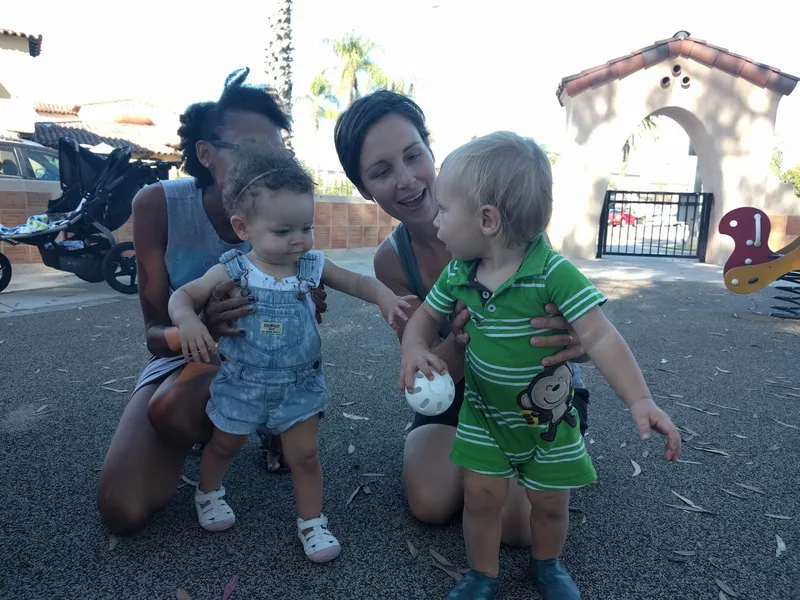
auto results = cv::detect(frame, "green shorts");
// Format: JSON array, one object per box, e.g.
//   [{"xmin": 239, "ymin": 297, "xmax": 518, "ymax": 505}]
[{"xmin": 450, "ymin": 386, "xmax": 597, "ymax": 491}]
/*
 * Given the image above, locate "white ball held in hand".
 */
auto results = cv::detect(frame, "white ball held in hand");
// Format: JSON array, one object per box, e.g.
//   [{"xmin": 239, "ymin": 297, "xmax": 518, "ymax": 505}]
[{"xmin": 405, "ymin": 370, "xmax": 456, "ymax": 416}]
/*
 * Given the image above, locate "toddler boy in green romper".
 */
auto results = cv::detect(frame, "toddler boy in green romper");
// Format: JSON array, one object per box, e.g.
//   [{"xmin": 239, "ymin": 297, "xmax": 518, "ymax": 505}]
[{"xmin": 424, "ymin": 234, "xmax": 605, "ymax": 491}]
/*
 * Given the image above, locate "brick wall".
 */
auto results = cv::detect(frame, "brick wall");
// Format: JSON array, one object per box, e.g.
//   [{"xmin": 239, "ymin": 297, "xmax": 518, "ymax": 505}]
[
  {"xmin": 767, "ymin": 214, "xmax": 800, "ymax": 252},
  {"xmin": 1, "ymin": 191, "xmax": 396, "ymax": 266}
]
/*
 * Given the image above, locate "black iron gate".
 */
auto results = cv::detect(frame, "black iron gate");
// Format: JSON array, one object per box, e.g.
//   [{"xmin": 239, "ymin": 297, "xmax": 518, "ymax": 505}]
[{"xmin": 597, "ymin": 190, "xmax": 713, "ymax": 260}]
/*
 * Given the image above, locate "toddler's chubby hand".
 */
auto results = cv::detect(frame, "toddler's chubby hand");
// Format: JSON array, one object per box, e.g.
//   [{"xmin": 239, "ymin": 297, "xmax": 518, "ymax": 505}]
[
  {"xmin": 399, "ymin": 344, "xmax": 448, "ymax": 393},
  {"xmin": 629, "ymin": 398, "xmax": 682, "ymax": 461},
  {"xmin": 380, "ymin": 293, "xmax": 418, "ymax": 333},
  {"xmin": 179, "ymin": 320, "xmax": 217, "ymax": 364}
]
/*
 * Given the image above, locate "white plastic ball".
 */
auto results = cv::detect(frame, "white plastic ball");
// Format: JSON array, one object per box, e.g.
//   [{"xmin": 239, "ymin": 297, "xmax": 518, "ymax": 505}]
[{"xmin": 405, "ymin": 370, "xmax": 456, "ymax": 416}]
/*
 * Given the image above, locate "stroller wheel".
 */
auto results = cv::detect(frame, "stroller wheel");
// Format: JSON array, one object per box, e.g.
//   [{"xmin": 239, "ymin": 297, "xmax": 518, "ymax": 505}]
[
  {"xmin": 0, "ymin": 252, "xmax": 11, "ymax": 293},
  {"xmin": 102, "ymin": 242, "xmax": 137, "ymax": 294}
]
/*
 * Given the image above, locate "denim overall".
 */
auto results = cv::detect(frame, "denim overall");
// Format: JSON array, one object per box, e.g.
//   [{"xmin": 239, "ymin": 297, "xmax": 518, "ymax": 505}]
[{"xmin": 207, "ymin": 249, "xmax": 327, "ymax": 436}]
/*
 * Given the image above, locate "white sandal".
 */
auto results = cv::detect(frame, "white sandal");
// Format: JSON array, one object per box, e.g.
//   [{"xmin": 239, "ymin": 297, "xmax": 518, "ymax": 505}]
[
  {"xmin": 297, "ymin": 514, "xmax": 341, "ymax": 563},
  {"xmin": 194, "ymin": 486, "xmax": 235, "ymax": 532}
]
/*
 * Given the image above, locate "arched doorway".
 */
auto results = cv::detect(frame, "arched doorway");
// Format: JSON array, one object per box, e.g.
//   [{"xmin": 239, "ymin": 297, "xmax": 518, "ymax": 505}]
[{"xmin": 547, "ymin": 31, "xmax": 799, "ymax": 266}]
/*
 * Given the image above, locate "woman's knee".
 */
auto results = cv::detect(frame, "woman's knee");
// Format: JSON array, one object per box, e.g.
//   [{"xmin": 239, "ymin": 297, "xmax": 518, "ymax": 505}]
[
  {"xmin": 147, "ymin": 383, "xmax": 209, "ymax": 444},
  {"xmin": 97, "ymin": 486, "xmax": 152, "ymax": 535},
  {"xmin": 406, "ymin": 485, "xmax": 459, "ymax": 525}
]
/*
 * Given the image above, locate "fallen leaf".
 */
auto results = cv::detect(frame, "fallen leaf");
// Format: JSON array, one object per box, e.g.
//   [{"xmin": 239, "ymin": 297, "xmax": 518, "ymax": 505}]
[
  {"xmin": 683, "ymin": 355, "xmax": 692, "ymax": 359},
  {"xmin": 175, "ymin": 590, "xmax": 192, "ymax": 600},
  {"xmin": 776, "ymin": 535, "xmax": 786, "ymax": 557},
  {"xmin": 661, "ymin": 358, "xmax": 669, "ymax": 364},
  {"xmin": 706, "ymin": 402, "xmax": 741, "ymax": 412},
  {"xmin": 671, "ymin": 491, "xmax": 714, "ymax": 514},
  {"xmin": 631, "ymin": 460, "xmax": 642, "ymax": 477},
  {"xmin": 349, "ymin": 371, "xmax": 368, "ymax": 376},
  {"xmin": 346, "ymin": 485, "xmax": 361, "ymax": 506},
  {"xmin": 404, "ymin": 422, "xmax": 412, "ymax": 432},
  {"xmin": 673, "ymin": 550, "xmax": 696, "ymax": 556},
  {"xmin": 715, "ymin": 578, "xmax": 738, "ymax": 597},
  {"xmin": 719, "ymin": 593, "xmax": 727, "ymax": 600},
  {"xmin": 715, "ymin": 367, "xmax": 730, "ymax": 374},
  {"xmin": 430, "ymin": 549, "xmax": 455, "ymax": 567},
  {"xmin": 221, "ymin": 574, "xmax": 238, "ymax": 600},
  {"xmin": 589, "ymin": 438, "xmax": 595, "ymax": 444},
  {"xmin": 720, "ymin": 488, "xmax": 748, "ymax": 500},
  {"xmin": 765, "ymin": 514, "xmax": 793, "ymax": 520},
  {"xmin": 181, "ymin": 474, "xmax": 198, "ymax": 487},
  {"xmin": 675, "ymin": 403, "xmax": 720, "ymax": 416},
  {"xmin": 665, "ymin": 503, "xmax": 707, "ymax": 514},
  {"xmin": 668, "ymin": 556, "xmax": 688, "ymax": 564},
  {"xmin": 670, "ymin": 394, "xmax": 684, "ymax": 398},
  {"xmin": 407, "ymin": 540, "xmax": 418, "ymax": 558},
  {"xmin": 771, "ymin": 418, "xmax": 799, "ymax": 431},
  {"xmin": 691, "ymin": 446, "xmax": 731, "ymax": 457},
  {"xmin": 102, "ymin": 387, "xmax": 128, "ymax": 394},
  {"xmin": 733, "ymin": 434, "xmax": 748, "ymax": 439},
  {"xmin": 657, "ymin": 368, "xmax": 678, "ymax": 375},
  {"xmin": 362, "ymin": 485, "xmax": 372, "ymax": 494},
  {"xmin": 324, "ymin": 362, "xmax": 336, "ymax": 367},
  {"xmin": 642, "ymin": 450, "xmax": 649, "ymax": 458},
  {"xmin": 343, "ymin": 413, "xmax": 369, "ymax": 421},
  {"xmin": 348, "ymin": 444, "xmax": 355, "ymax": 455},
  {"xmin": 340, "ymin": 401, "xmax": 357, "ymax": 407},
  {"xmin": 581, "ymin": 514, "xmax": 587, "ymax": 524},
  {"xmin": 734, "ymin": 482, "xmax": 765, "ymax": 495},
  {"xmin": 677, "ymin": 459, "xmax": 702, "ymax": 465},
  {"xmin": 108, "ymin": 534, "xmax": 120, "ymax": 551},
  {"xmin": 620, "ymin": 442, "xmax": 627, "ymax": 448},
  {"xmin": 431, "ymin": 559, "xmax": 464, "ymax": 582},
  {"xmin": 36, "ymin": 404, "xmax": 49, "ymax": 413}
]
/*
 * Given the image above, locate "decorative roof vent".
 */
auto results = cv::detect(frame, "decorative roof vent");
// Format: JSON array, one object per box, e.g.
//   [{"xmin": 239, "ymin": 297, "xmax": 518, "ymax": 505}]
[{"xmin": 673, "ymin": 30, "xmax": 691, "ymax": 39}]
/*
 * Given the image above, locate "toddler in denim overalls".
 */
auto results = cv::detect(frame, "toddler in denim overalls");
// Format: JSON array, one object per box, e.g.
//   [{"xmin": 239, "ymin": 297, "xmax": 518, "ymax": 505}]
[{"xmin": 168, "ymin": 142, "xmax": 415, "ymax": 563}]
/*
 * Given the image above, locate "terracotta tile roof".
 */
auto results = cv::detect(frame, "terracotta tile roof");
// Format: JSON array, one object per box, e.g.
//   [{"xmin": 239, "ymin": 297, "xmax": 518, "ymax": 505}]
[
  {"xmin": 557, "ymin": 31, "xmax": 800, "ymax": 106},
  {"xmin": 34, "ymin": 102, "xmax": 81, "ymax": 116},
  {"xmin": 1, "ymin": 28, "xmax": 43, "ymax": 57},
  {"xmin": 32, "ymin": 121, "xmax": 180, "ymax": 158}
]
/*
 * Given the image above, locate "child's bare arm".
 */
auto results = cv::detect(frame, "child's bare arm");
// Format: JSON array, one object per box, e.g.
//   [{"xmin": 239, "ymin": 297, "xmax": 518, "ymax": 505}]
[
  {"xmin": 572, "ymin": 307, "xmax": 681, "ymax": 459},
  {"xmin": 321, "ymin": 259, "xmax": 416, "ymax": 331},
  {"xmin": 399, "ymin": 303, "xmax": 449, "ymax": 392},
  {"xmin": 168, "ymin": 265, "xmax": 231, "ymax": 363}
]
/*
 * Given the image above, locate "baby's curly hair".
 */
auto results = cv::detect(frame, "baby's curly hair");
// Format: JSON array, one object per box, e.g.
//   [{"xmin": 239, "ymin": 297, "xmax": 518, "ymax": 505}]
[{"xmin": 222, "ymin": 140, "xmax": 315, "ymax": 218}]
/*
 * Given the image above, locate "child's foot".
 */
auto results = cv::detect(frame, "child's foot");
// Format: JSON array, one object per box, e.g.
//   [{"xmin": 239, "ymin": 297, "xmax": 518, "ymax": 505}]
[
  {"xmin": 194, "ymin": 486, "xmax": 235, "ymax": 532},
  {"xmin": 297, "ymin": 514, "xmax": 341, "ymax": 563},
  {"xmin": 529, "ymin": 558, "xmax": 580, "ymax": 600},
  {"xmin": 445, "ymin": 570, "xmax": 501, "ymax": 599}
]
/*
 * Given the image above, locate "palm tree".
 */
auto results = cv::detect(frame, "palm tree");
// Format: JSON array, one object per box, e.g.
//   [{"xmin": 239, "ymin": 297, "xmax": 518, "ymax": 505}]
[
  {"xmin": 299, "ymin": 71, "xmax": 341, "ymax": 131},
  {"xmin": 324, "ymin": 33, "xmax": 388, "ymax": 107},
  {"xmin": 265, "ymin": 0, "xmax": 294, "ymax": 148},
  {"xmin": 621, "ymin": 115, "xmax": 660, "ymax": 163}
]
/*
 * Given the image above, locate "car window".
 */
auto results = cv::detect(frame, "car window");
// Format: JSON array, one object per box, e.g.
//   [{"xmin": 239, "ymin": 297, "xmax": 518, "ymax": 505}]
[
  {"xmin": 24, "ymin": 149, "xmax": 60, "ymax": 181},
  {"xmin": 0, "ymin": 148, "xmax": 22, "ymax": 178}
]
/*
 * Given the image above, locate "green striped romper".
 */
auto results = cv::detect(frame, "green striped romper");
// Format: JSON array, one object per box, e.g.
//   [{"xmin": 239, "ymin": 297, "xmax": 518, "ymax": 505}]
[{"xmin": 424, "ymin": 235, "xmax": 607, "ymax": 490}]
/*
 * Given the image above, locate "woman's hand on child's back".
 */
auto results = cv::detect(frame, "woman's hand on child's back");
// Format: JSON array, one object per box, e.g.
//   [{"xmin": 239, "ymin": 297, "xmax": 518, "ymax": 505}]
[
  {"xmin": 179, "ymin": 320, "xmax": 218, "ymax": 364},
  {"xmin": 629, "ymin": 397, "xmax": 682, "ymax": 461}
]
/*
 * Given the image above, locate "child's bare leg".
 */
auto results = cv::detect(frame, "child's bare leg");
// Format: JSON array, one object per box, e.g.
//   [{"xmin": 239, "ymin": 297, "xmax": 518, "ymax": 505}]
[
  {"xmin": 281, "ymin": 415, "xmax": 340, "ymax": 562},
  {"xmin": 280, "ymin": 415, "xmax": 323, "ymax": 522},
  {"xmin": 527, "ymin": 489, "xmax": 570, "ymax": 559},
  {"xmin": 526, "ymin": 489, "xmax": 580, "ymax": 600},
  {"xmin": 463, "ymin": 470, "xmax": 509, "ymax": 577},
  {"xmin": 199, "ymin": 428, "xmax": 248, "ymax": 492}
]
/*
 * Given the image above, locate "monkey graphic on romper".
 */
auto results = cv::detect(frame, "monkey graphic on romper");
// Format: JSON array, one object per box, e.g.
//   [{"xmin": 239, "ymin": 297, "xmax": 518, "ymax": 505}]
[{"xmin": 516, "ymin": 363, "xmax": 577, "ymax": 442}]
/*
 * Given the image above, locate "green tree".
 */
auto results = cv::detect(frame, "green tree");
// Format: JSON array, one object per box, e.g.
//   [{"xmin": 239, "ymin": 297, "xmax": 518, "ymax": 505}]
[
  {"xmin": 771, "ymin": 147, "xmax": 800, "ymax": 197},
  {"xmin": 621, "ymin": 115, "xmax": 660, "ymax": 163},
  {"xmin": 299, "ymin": 71, "xmax": 341, "ymax": 131},
  {"xmin": 324, "ymin": 33, "xmax": 388, "ymax": 106},
  {"xmin": 264, "ymin": 0, "xmax": 294, "ymax": 149}
]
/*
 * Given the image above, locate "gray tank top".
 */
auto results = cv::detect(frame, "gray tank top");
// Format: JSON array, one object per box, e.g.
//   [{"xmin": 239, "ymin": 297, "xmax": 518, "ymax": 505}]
[
  {"xmin": 162, "ymin": 178, "xmax": 250, "ymax": 291},
  {"xmin": 390, "ymin": 222, "xmax": 451, "ymax": 339}
]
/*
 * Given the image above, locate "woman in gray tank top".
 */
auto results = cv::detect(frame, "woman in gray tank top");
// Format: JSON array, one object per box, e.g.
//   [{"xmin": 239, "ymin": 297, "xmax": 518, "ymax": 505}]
[
  {"xmin": 333, "ymin": 91, "xmax": 592, "ymax": 548},
  {"xmin": 96, "ymin": 70, "xmax": 326, "ymax": 534}
]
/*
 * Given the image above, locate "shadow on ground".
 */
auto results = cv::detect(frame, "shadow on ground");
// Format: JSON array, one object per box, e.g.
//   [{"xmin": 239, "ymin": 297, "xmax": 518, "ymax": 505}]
[{"xmin": 1, "ymin": 278, "xmax": 798, "ymax": 599}]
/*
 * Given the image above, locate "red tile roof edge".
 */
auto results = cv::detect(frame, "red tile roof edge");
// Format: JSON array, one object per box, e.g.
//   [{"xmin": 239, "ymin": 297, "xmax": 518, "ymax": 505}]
[
  {"xmin": 556, "ymin": 32, "xmax": 799, "ymax": 106},
  {"xmin": 34, "ymin": 102, "xmax": 81, "ymax": 116},
  {"xmin": 1, "ymin": 28, "xmax": 43, "ymax": 57}
]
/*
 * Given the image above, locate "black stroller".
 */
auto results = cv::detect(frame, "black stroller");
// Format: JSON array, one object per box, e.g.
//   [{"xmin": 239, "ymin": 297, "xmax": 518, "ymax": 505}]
[{"xmin": 0, "ymin": 138, "xmax": 163, "ymax": 294}]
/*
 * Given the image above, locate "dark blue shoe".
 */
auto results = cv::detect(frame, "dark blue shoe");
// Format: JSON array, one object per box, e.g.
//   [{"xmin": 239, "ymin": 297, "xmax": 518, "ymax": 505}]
[
  {"xmin": 530, "ymin": 558, "xmax": 580, "ymax": 599},
  {"xmin": 445, "ymin": 570, "xmax": 501, "ymax": 599}
]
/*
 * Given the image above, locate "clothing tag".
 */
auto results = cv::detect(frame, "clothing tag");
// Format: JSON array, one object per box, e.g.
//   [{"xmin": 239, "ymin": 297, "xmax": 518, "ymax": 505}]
[{"xmin": 260, "ymin": 321, "xmax": 284, "ymax": 335}]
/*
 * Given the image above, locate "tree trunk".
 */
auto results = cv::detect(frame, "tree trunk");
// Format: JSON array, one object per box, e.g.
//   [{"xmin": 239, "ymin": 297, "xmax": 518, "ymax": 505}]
[{"xmin": 265, "ymin": 0, "xmax": 294, "ymax": 150}]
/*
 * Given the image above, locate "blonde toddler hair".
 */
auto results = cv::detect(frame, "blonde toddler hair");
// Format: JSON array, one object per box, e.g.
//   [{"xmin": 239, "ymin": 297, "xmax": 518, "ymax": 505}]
[{"xmin": 441, "ymin": 131, "xmax": 553, "ymax": 246}]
